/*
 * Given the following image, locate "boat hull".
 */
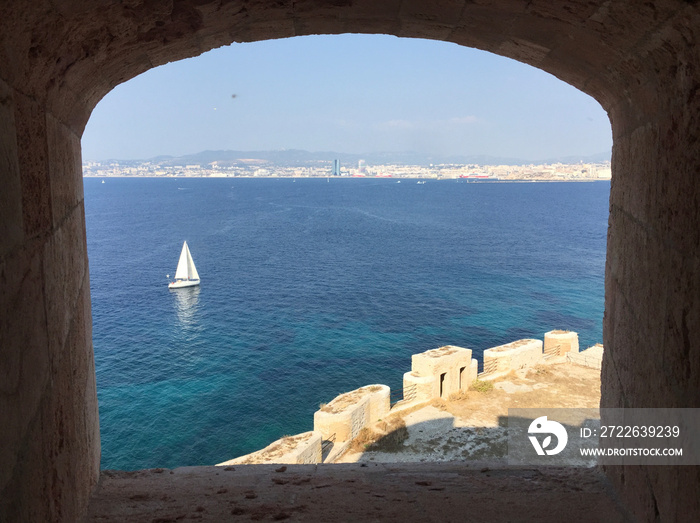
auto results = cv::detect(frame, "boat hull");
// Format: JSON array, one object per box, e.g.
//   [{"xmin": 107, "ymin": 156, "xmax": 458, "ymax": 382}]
[{"xmin": 168, "ymin": 279, "xmax": 200, "ymax": 289}]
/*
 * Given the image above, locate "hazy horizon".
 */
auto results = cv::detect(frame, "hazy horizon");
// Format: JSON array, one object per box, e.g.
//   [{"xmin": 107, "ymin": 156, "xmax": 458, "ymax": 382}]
[
  {"xmin": 84, "ymin": 147, "xmax": 612, "ymax": 166},
  {"xmin": 82, "ymin": 34, "xmax": 612, "ymax": 162}
]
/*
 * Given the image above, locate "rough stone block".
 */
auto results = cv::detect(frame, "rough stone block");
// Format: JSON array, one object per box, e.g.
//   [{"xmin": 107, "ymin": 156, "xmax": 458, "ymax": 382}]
[
  {"xmin": 466, "ymin": 358, "xmax": 478, "ymax": 389},
  {"xmin": 567, "ymin": 344, "xmax": 603, "ymax": 370},
  {"xmin": 483, "ymin": 339, "xmax": 543, "ymax": 374},
  {"xmin": 366, "ymin": 384, "xmax": 390, "ymax": 423},
  {"xmin": 0, "ymin": 244, "xmax": 50, "ymax": 494},
  {"xmin": 411, "ymin": 345, "xmax": 473, "ymax": 399},
  {"xmin": 544, "ymin": 330, "xmax": 579, "ymax": 356},
  {"xmin": 0, "ymin": 78, "xmax": 24, "ymax": 258},
  {"xmin": 46, "ymin": 113, "xmax": 83, "ymax": 230},
  {"xmin": 217, "ymin": 431, "xmax": 322, "ymax": 466},
  {"xmin": 403, "ymin": 371, "xmax": 435, "ymax": 403},
  {"xmin": 399, "ymin": 0, "xmax": 464, "ymax": 26},
  {"xmin": 13, "ymin": 91, "xmax": 52, "ymax": 238},
  {"xmin": 43, "ymin": 205, "xmax": 88, "ymax": 364},
  {"xmin": 64, "ymin": 281, "xmax": 100, "ymax": 496},
  {"xmin": 0, "ymin": 247, "xmax": 53, "ymax": 521},
  {"xmin": 398, "ymin": 21, "xmax": 454, "ymax": 40},
  {"xmin": 313, "ymin": 385, "xmax": 389, "ymax": 442}
]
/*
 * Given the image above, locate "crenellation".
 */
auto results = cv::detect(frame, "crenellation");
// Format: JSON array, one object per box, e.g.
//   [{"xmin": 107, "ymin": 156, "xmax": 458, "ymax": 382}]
[
  {"xmin": 407, "ymin": 345, "xmax": 474, "ymax": 399},
  {"xmin": 544, "ymin": 330, "xmax": 579, "ymax": 358},
  {"xmin": 228, "ymin": 333, "xmax": 596, "ymax": 466},
  {"xmin": 313, "ymin": 385, "xmax": 390, "ymax": 444}
]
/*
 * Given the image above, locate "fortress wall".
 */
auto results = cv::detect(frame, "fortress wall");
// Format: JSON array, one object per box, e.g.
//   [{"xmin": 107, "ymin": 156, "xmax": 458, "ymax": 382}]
[
  {"xmin": 217, "ymin": 431, "xmax": 322, "ymax": 466},
  {"xmin": 410, "ymin": 346, "xmax": 473, "ymax": 399},
  {"xmin": 0, "ymin": 79, "xmax": 99, "ymax": 521},
  {"xmin": 544, "ymin": 331, "xmax": 580, "ymax": 356},
  {"xmin": 294, "ymin": 434, "xmax": 323, "ymax": 465},
  {"xmin": 313, "ymin": 385, "xmax": 390, "ymax": 443},
  {"xmin": 366, "ymin": 386, "xmax": 391, "ymax": 425},
  {"xmin": 402, "ymin": 372, "xmax": 435, "ymax": 404},
  {"xmin": 567, "ymin": 344, "xmax": 604, "ymax": 370},
  {"xmin": 483, "ymin": 339, "xmax": 544, "ymax": 376},
  {"xmin": 223, "ymin": 334, "xmax": 598, "ymax": 466},
  {"xmin": 467, "ymin": 359, "xmax": 479, "ymax": 389}
]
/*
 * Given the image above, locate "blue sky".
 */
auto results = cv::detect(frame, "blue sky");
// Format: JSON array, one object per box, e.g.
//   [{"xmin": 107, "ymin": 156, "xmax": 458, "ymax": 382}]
[{"xmin": 82, "ymin": 34, "xmax": 612, "ymax": 162}]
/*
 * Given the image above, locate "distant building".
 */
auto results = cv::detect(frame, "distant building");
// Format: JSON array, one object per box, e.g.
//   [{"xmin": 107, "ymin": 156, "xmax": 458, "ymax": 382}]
[{"xmin": 333, "ymin": 159, "xmax": 340, "ymax": 176}]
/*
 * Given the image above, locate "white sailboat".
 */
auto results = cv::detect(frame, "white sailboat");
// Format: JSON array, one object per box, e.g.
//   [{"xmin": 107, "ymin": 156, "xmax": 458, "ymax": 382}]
[{"xmin": 168, "ymin": 241, "xmax": 200, "ymax": 289}]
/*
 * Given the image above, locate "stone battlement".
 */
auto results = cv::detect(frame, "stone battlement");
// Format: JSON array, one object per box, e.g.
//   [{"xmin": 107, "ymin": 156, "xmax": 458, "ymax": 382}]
[
  {"xmin": 313, "ymin": 385, "xmax": 390, "ymax": 444},
  {"xmin": 219, "ymin": 330, "xmax": 602, "ymax": 466}
]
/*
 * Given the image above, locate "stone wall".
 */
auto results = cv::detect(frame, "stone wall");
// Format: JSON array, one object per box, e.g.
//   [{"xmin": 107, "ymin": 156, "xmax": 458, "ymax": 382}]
[
  {"xmin": 2, "ymin": 1, "xmax": 700, "ymax": 521},
  {"xmin": 602, "ymin": 5, "xmax": 700, "ymax": 516},
  {"xmin": 403, "ymin": 345, "xmax": 477, "ymax": 401},
  {"xmin": 544, "ymin": 330, "xmax": 579, "ymax": 357},
  {"xmin": 567, "ymin": 344, "xmax": 604, "ymax": 370},
  {"xmin": 0, "ymin": 78, "xmax": 100, "ymax": 520},
  {"xmin": 217, "ymin": 431, "xmax": 322, "ymax": 466},
  {"xmin": 482, "ymin": 339, "xmax": 544, "ymax": 377},
  {"xmin": 313, "ymin": 385, "xmax": 390, "ymax": 444}
]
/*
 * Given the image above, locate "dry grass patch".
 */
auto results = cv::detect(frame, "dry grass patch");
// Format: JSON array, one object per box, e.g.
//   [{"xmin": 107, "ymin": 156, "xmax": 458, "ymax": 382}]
[
  {"xmin": 532, "ymin": 364, "xmax": 551, "ymax": 376},
  {"xmin": 470, "ymin": 380, "xmax": 494, "ymax": 393},
  {"xmin": 347, "ymin": 416, "xmax": 409, "ymax": 454},
  {"xmin": 449, "ymin": 390, "xmax": 470, "ymax": 401}
]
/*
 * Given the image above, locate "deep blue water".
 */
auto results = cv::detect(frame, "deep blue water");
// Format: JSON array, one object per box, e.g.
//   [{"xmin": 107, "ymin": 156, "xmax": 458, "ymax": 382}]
[{"xmin": 85, "ymin": 177, "xmax": 609, "ymax": 470}]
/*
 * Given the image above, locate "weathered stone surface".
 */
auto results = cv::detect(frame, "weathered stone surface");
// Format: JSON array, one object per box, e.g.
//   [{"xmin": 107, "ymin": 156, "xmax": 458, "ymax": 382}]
[
  {"xmin": 0, "ymin": 78, "xmax": 24, "ymax": 257},
  {"xmin": 410, "ymin": 345, "xmax": 473, "ymax": 398},
  {"xmin": 86, "ymin": 463, "xmax": 631, "ymax": 522},
  {"xmin": 43, "ymin": 205, "xmax": 88, "ymax": 363},
  {"xmin": 218, "ymin": 431, "xmax": 323, "ymax": 465},
  {"xmin": 544, "ymin": 330, "xmax": 579, "ymax": 356},
  {"xmin": 13, "ymin": 91, "xmax": 52, "ymax": 238},
  {"xmin": 484, "ymin": 339, "xmax": 543, "ymax": 375},
  {"xmin": 46, "ymin": 115, "xmax": 84, "ymax": 228},
  {"xmin": 314, "ymin": 385, "xmax": 390, "ymax": 443},
  {"xmin": 0, "ymin": 242, "xmax": 50, "ymax": 514}
]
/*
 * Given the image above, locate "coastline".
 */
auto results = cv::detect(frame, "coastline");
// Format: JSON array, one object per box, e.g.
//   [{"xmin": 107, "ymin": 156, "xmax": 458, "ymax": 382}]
[{"xmin": 83, "ymin": 174, "xmax": 610, "ymax": 182}]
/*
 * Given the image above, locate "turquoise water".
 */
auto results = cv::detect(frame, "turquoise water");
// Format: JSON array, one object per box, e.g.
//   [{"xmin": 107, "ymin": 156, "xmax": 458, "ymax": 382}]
[{"xmin": 85, "ymin": 178, "xmax": 609, "ymax": 470}]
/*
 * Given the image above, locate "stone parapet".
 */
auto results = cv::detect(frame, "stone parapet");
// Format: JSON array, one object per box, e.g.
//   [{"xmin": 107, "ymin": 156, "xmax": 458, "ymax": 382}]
[
  {"xmin": 544, "ymin": 330, "xmax": 580, "ymax": 358},
  {"xmin": 407, "ymin": 345, "xmax": 474, "ymax": 400},
  {"xmin": 217, "ymin": 431, "xmax": 322, "ymax": 466},
  {"xmin": 467, "ymin": 358, "xmax": 479, "ymax": 386},
  {"xmin": 483, "ymin": 339, "xmax": 543, "ymax": 377},
  {"xmin": 567, "ymin": 344, "xmax": 604, "ymax": 370},
  {"xmin": 313, "ymin": 385, "xmax": 390, "ymax": 443},
  {"xmin": 402, "ymin": 371, "xmax": 435, "ymax": 403}
]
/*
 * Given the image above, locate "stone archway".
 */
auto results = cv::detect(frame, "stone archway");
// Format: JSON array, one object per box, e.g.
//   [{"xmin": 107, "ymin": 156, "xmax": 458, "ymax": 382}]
[{"xmin": 1, "ymin": 2, "xmax": 699, "ymax": 521}]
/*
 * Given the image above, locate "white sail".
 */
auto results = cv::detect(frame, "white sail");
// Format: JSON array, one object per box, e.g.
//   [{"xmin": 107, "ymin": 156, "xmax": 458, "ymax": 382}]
[
  {"xmin": 186, "ymin": 244, "xmax": 199, "ymax": 280},
  {"xmin": 174, "ymin": 241, "xmax": 199, "ymax": 281}
]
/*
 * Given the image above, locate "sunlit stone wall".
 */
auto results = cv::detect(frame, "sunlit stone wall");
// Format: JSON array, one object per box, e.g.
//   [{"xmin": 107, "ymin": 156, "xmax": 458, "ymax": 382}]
[
  {"xmin": 404, "ymin": 345, "xmax": 476, "ymax": 400},
  {"xmin": 314, "ymin": 385, "xmax": 390, "ymax": 444}
]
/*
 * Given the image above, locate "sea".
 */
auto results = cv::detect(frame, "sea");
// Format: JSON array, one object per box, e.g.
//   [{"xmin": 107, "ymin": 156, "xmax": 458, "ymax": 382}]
[{"xmin": 84, "ymin": 177, "xmax": 609, "ymax": 471}]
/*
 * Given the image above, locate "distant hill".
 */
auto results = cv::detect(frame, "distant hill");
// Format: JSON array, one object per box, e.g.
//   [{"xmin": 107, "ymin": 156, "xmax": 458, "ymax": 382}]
[{"xmin": 99, "ymin": 149, "xmax": 611, "ymax": 167}]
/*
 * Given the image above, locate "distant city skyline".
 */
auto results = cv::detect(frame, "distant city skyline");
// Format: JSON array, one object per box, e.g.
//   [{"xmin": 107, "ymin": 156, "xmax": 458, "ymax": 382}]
[{"xmin": 81, "ymin": 34, "xmax": 612, "ymax": 162}]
